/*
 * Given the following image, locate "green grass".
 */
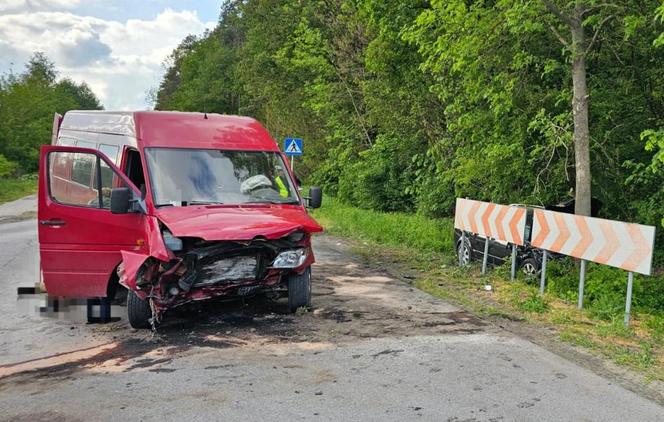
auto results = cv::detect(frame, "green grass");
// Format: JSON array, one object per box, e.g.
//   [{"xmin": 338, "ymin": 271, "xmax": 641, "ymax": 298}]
[
  {"xmin": 313, "ymin": 196, "xmax": 454, "ymax": 254},
  {"xmin": 312, "ymin": 195, "xmax": 664, "ymax": 381},
  {"xmin": 0, "ymin": 177, "xmax": 37, "ymax": 204}
]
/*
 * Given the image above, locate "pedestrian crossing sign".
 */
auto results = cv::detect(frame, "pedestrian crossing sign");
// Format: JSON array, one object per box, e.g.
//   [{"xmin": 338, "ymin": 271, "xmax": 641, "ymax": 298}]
[{"xmin": 284, "ymin": 138, "xmax": 303, "ymax": 156}]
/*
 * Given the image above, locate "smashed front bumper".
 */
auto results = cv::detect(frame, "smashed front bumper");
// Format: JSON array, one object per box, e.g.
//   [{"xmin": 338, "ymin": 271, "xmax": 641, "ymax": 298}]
[{"xmin": 118, "ymin": 236, "xmax": 313, "ymax": 317}]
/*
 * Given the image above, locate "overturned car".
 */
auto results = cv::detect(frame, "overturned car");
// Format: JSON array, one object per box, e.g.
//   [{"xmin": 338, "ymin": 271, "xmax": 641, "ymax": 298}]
[{"xmin": 38, "ymin": 111, "xmax": 323, "ymax": 328}]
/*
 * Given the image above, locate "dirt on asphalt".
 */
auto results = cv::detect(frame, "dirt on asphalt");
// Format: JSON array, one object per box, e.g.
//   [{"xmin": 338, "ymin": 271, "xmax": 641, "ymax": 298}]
[{"xmin": 0, "ymin": 235, "xmax": 490, "ymax": 389}]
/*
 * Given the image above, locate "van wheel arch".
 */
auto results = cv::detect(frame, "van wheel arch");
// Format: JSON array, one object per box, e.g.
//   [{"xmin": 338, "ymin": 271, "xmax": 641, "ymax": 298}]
[{"xmin": 105, "ymin": 262, "xmax": 127, "ymax": 304}]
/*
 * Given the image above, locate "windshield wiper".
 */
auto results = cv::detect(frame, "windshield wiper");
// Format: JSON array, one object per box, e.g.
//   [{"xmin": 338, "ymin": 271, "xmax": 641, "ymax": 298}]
[
  {"xmin": 245, "ymin": 200, "xmax": 300, "ymax": 205},
  {"xmin": 186, "ymin": 200, "xmax": 224, "ymax": 206},
  {"xmin": 155, "ymin": 203, "xmax": 174, "ymax": 208}
]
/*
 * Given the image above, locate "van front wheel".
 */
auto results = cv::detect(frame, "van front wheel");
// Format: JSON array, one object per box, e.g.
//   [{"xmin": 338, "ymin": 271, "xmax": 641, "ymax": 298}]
[
  {"xmin": 288, "ymin": 266, "xmax": 312, "ymax": 313},
  {"xmin": 127, "ymin": 289, "xmax": 152, "ymax": 329}
]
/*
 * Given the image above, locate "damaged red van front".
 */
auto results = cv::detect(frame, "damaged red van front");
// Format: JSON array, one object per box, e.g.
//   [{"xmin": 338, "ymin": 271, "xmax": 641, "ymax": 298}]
[{"xmin": 38, "ymin": 111, "xmax": 322, "ymax": 329}]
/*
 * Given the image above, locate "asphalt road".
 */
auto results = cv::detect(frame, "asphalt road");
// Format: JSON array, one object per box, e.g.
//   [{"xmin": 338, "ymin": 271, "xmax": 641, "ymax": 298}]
[{"xmin": 0, "ymin": 196, "xmax": 663, "ymax": 421}]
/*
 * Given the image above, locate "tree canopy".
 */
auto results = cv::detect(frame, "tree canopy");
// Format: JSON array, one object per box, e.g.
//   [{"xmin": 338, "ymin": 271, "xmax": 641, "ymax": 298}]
[
  {"xmin": 0, "ymin": 52, "xmax": 103, "ymax": 173},
  {"xmin": 155, "ymin": 0, "xmax": 664, "ymax": 247}
]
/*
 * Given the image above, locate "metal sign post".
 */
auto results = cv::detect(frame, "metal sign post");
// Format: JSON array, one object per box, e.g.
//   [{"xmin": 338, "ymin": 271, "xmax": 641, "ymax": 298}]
[
  {"xmin": 482, "ymin": 237, "xmax": 490, "ymax": 275},
  {"xmin": 539, "ymin": 251, "xmax": 548, "ymax": 295},
  {"xmin": 624, "ymin": 271, "xmax": 634, "ymax": 327},
  {"xmin": 510, "ymin": 244, "xmax": 517, "ymax": 281},
  {"xmin": 459, "ymin": 231, "xmax": 467, "ymax": 266},
  {"xmin": 284, "ymin": 138, "xmax": 303, "ymax": 172},
  {"xmin": 578, "ymin": 259, "xmax": 587, "ymax": 309}
]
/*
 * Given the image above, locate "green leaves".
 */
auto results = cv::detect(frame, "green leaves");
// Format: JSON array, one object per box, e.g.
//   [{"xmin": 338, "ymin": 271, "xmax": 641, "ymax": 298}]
[
  {"xmin": 643, "ymin": 129, "xmax": 664, "ymax": 168},
  {"xmin": 0, "ymin": 154, "xmax": 16, "ymax": 178},
  {"xmin": 151, "ymin": 0, "xmax": 664, "ymax": 250},
  {"xmin": 0, "ymin": 53, "xmax": 103, "ymax": 173}
]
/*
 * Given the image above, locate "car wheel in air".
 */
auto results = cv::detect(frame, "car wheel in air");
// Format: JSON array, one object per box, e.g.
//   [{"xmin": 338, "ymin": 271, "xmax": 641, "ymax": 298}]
[
  {"xmin": 288, "ymin": 266, "xmax": 312, "ymax": 313},
  {"xmin": 457, "ymin": 239, "xmax": 472, "ymax": 266},
  {"xmin": 521, "ymin": 257, "xmax": 541, "ymax": 279},
  {"xmin": 127, "ymin": 289, "xmax": 152, "ymax": 329}
]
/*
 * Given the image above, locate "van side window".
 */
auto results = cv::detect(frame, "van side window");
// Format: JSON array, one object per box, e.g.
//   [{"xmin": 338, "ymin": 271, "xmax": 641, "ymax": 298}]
[
  {"xmin": 94, "ymin": 159, "xmax": 121, "ymax": 210},
  {"xmin": 99, "ymin": 144, "xmax": 119, "ymax": 165},
  {"xmin": 71, "ymin": 153, "xmax": 94, "ymax": 186},
  {"xmin": 49, "ymin": 151, "xmax": 127, "ymax": 209},
  {"xmin": 57, "ymin": 138, "xmax": 75, "ymax": 147},
  {"xmin": 76, "ymin": 140, "xmax": 96, "ymax": 149}
]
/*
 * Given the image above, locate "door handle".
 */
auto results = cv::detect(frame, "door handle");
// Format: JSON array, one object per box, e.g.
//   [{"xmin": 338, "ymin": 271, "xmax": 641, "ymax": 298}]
[{"xmin": 40, "ymin": 219, "xmax": 66, "ymax": 226}]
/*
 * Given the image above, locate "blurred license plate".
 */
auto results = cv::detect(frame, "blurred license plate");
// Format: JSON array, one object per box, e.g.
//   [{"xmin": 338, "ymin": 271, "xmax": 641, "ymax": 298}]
[{"xmin": 237, "ymin": 285, "xmax": 259, "ymax": 296}]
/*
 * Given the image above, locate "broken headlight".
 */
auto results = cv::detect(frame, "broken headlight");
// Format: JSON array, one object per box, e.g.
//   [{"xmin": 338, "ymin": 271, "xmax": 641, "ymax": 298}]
[
  {"xmin": 286, "ymin": 230, "xmax": 305, "ymax": 243},
  {"xmin": 271, "ymin": 248, "xmax": 307, "ymax": 268},
  {"xmin": 162, "ymin": 230, "xmax": 183, "ymax": 252}
]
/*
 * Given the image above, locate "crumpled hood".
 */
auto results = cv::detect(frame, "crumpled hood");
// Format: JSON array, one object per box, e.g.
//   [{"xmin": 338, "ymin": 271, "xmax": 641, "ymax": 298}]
[{"xmin": 153, "ymin": 205, "xmax": 323, "ymax": 241}]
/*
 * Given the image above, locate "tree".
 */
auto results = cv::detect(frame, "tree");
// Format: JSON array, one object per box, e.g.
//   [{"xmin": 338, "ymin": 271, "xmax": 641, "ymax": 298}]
[
  {"xmin": 153, "ymin": 0, "xmax": 664, "ymax": 247},
  {"xmin": 541, "ymin": 1, "xmax": 614, "ymax": 215},
  {"xmin": 0, "ymin": 53, "xmax": 103, "ymax": 172}
]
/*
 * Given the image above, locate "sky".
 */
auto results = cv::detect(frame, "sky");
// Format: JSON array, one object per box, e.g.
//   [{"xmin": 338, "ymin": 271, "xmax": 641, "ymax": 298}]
[{"xmin": 0, "ymin": 1, "xmax": 220, "ymax": 110}]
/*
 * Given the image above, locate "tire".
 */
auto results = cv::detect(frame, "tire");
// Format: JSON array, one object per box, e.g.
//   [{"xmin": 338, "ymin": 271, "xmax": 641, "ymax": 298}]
[
  {"xmin": 521, "ymin": 257, "xmax": 541, "ymax": 279},
  {"xmin": 457, "ymin": 238, "xmax": 472, "ymax": 267},
  {"xmin": 127, "ymin": 289, "xmax": 152, "ymax": 329},
  {"xmin": 288, "ymin": 266, "xmax": 312, "ymax": 313}
]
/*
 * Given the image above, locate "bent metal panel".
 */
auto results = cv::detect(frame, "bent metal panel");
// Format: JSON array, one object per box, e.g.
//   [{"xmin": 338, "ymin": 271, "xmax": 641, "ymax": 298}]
[
  {"xmin": 454, "ymin": 198, "xmax": 527, "ymax": 246},
  {"xmin": 531, "ymin": 209, "xmax": 656, "ymax": 276}
]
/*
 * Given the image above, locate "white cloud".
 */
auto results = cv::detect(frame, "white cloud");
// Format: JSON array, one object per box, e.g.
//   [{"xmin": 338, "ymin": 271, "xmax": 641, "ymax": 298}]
[
  {"xmin": 0, "ymin": 7, "xmax": 215, "ymax": 110},
  {"xmin": 0, "ymin": 0, "xmax": 81, "ymax": 13}
]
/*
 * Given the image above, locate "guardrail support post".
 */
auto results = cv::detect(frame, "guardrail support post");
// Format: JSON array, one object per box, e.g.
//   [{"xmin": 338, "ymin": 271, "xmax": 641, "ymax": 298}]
[
  {"xmin": 482, "ymin": 237, "xmax": 490, "ymax": 275},
  {"xmin": 578, "ymin": 259, "xmax": 586, "ymax": 309},
  {"xmin": 510, "ymin": 244, "xmax": 517, "ymax": 281},
  {"xmin": 624, "ymin": 271, "xmax": 634, "ymax": 327},
  {"xmin": 539, "ymin": 251, "xmax": 547, "ymax": 295}
]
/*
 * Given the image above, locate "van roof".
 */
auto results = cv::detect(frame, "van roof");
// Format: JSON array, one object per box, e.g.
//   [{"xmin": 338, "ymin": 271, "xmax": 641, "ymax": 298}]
[{"xmin": 61, "ymin": 111, "xmax": 280, "ymax": 151}]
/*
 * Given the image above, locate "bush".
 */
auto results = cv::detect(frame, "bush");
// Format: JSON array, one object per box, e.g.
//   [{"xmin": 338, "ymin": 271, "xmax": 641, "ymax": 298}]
[
  {"xmin": 519, "ymin": 291, "xmax": 549, "ymax": 313},
  {"xmin": 337, "ymin": 135, "xmax": 417, "ymax": 213},
  {"xmin": 546, "ymin": 258, "xmax": 664, "ymax": 318},
  {"xmin": 413, "ymin": 170, "xmax": 456, "ymax": 219},
  {"xmin": 0, "ymin": 154, "xmax": 17, "ymax": 177},
  {"xmin": 546, "ymin": 258, "xmax": 578, "ymax": 302}
]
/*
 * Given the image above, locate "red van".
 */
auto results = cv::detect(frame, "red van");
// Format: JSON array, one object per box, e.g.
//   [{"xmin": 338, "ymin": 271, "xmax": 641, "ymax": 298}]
[{"xmin": 39, "ymin": 111, "xmax": 323, "ymax": 328}]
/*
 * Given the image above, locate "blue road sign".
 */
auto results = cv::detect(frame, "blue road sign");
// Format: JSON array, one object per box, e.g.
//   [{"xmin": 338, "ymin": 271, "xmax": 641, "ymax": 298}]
[{"xmin": 284, "ymin": 138, "xmax": 303, "ymax": 156}]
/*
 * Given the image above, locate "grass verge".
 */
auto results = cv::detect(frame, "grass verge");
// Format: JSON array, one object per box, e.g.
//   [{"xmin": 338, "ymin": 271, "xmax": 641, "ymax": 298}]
[
  {"xmin": 312, "ymin": 196, "xmax": 664, "ymax": 382},
  {"xmin": 0, "ymin": 177, "xmax": 37, "ymax": 205}
]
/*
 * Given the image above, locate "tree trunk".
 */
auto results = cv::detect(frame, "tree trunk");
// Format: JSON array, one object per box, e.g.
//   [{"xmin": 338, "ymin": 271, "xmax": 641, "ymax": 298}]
[{"xmin": 570, "ymin": 8, "xmax": 592, "ymax": 216}]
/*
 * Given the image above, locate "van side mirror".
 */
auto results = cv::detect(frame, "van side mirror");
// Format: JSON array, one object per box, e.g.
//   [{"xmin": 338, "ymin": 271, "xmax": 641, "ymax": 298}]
[
  {"xmin": 308, "ymin": 186, "xmax": 322, "ymax": 209},
  {"xmin": 110, "ymin": 187, "xmax": 131, "ymax": 214}
]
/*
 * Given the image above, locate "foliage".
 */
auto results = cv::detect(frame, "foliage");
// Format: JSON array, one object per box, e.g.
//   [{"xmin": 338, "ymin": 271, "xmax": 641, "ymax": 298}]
[
  {"xmin": 0, "ymin": 154, "xmax": 16, "ymax": 177},
  {"xmin": 0, "ymin": 53, "xmax": 103, "ymax": 173},
  {"xmin": 154, "ymin": 0, "xmax": 664, "ymax": 256},
  {"xmin": 546, "ymin": 258, "xmax": 664, "ymax": 318}
]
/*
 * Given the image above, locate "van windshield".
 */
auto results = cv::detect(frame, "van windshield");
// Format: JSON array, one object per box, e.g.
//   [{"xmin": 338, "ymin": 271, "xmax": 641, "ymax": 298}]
[{"xmin": 145, "ymin": 148, "xmax": 299, "ymax": 206}]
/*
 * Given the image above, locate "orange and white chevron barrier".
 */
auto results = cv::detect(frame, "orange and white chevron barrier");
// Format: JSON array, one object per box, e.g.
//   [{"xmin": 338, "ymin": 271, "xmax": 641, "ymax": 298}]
[
  {"xmin": 454, "ymin": 198, "xmax": 527, "ymax": 246},
  {"xmin": 531, "ymin": 208, "xmax": 656, "ymax": 326},
  {"xmin": 531, "ymin": 209, "xmax": 656, "ymax": 276},
  {"xmin": 454, "ymin": 198, "xmax": 527, "ymax": 278}
]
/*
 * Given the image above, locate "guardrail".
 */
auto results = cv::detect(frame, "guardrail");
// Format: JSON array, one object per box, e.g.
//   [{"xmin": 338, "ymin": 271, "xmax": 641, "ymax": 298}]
[{"xmin": 455, "ymin": 198, "xmax": 657, "ymax": 326}]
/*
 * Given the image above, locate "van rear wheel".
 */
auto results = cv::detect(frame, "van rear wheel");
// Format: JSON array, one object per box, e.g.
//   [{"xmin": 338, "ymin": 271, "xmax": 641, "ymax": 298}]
[
  {"xmin": 288, "ymin": 266, "xmax": 312, "ymax": 313},
  {"xmin": 127, "ymin": 289, "xmax": 152, "ymax": 329}
]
